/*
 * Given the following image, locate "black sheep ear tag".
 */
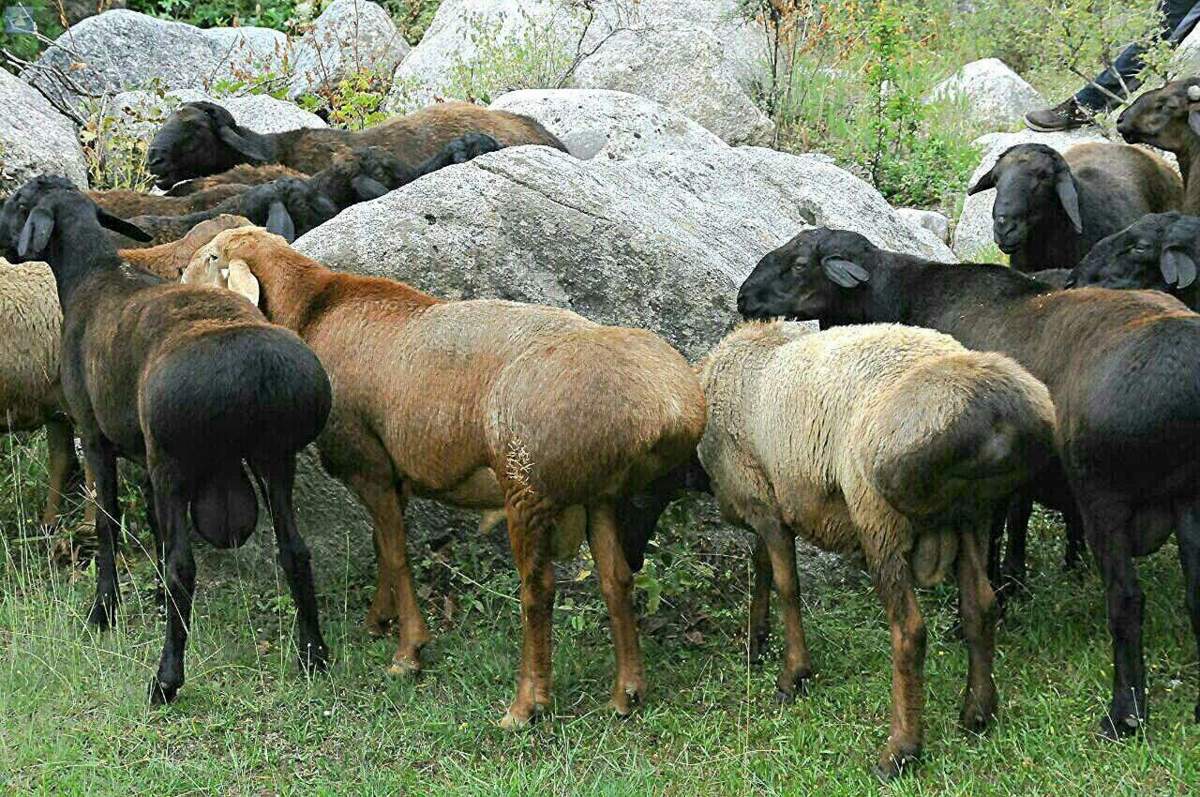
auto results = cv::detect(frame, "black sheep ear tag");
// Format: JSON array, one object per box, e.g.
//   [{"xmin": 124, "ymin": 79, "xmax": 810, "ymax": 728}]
[
  {"xmin": 821, "ymin": 255, "xmax": 869, "ymax": 288},
  {"xmin": 1161, "ymin": 249, "xmax": 1198, "ymax": 289}
]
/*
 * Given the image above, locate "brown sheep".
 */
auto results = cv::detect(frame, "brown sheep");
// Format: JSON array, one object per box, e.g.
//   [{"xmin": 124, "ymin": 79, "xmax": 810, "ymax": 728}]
[
  {"xmin": 164, "ymin": 164, "xmax": 308, "ymax": 197},
  {"xmin": 148, "ymin": 101, "xmax": 566, "ymax": 190},
  {"xmin": 88, "ymin": 182, "xmax": 249, "ymax": 219},
  {"xmin": 1118, "ymin": 78, "xmax": 1200, "ymax": 213},
  {"xmin": 182, "ymin": 227, "xmax": 707, "ymax": 728},
  {"xmin": 118, "ymin": 215, "xmax": 252, "ymax": 280}
]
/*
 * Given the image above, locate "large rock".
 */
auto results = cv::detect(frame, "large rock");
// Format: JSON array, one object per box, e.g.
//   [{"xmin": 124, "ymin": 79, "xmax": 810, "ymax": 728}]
[
  {"xmin": 390, "ymin": 0, "xmax": 772, "ymax": 145},
  {"xmin": 489, "ymin": 89, "xmax": 729, "ymax": 160},
  {"xmin": 285, "ymin": 144, "xmax": 938, "ymax": 579},
  {"xmin": 23, "ymin": 10, "xmax": 287, "ymax": 111},
  {"xmin": 62, "ymin": 0, "xmax": 127, "ymax": 26},
  {"xmin": 953, "ymin": 129, "xmax": 1110, "ymax": 259},
  {"xmin": 288, "ymin": 0, "xmax": 411, "ymax": 98},
  {"xmin": 926, "ymin": 58, "xmax": 1044, "ymax": 128},
  {"xmin": 1174, "ymin": 24, "xmax": 1200, "ymax": 77},
  {"xmin": 896, "ymin": 208, "xmax": 950, "ymax": 244},
  {"xmin": 0, "ymin": 69, "xmax": 89, "ymax": 192}
]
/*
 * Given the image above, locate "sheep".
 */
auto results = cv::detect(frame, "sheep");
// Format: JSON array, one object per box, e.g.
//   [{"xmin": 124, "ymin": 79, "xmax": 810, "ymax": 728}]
[
  {"xmin": 967, "ymin": 142, "xmax": 1182, "ymax": 271},
  {"xmin": 1027, "ymin": 268, "xmax": 1074, "ymax": 289},
  {"xmin": 181, "ymin": 227, "xmax": 707, "ymax": 728},
  {"xmin": 698, "ymin": 320, "xmax": 1054, "ymax": 779},
  {"xmin": 1117, "ymin": 78, "xmax": 1200, "ymax": 214},
  {"xmin": 738, "ymin": 226, "xmax": 1200, "ymax": 741},
  {"xmin": 148, "ymin": 100, "xmax": 566, "ymax": 191},
  {"xmin": 165, "ymin": 164, "xmax": 308, "ymax": 197},
  {"xmin": 117, "ymin": 215, "xmax": 253, "ymax": 281},
  {"xmin": 0, "ymin": 176, "xmax": 333, "ymax": 704},
  {"xmin": 88, "ymin": 182, "xmax": 250, "ymax": 219},
  {"xmin": 1071, "ymin": 211, "xmax": 1200, "ymax": 309}
]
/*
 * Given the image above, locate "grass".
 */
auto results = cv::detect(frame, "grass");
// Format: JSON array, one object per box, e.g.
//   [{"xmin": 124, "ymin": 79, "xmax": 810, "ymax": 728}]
[{"xmin": 0, "ymin": 433, "xmax": 1196, "ymax": 795}]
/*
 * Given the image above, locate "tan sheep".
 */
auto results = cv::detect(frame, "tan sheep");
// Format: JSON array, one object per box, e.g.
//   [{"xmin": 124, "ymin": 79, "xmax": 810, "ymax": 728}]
[
  {"xmin": 698, "ymin": 321, "xmax": 1055, "ymax": 780},
  {"xmin": 182, "ymin": 227, "xmax": 707, "ymax": 728}
]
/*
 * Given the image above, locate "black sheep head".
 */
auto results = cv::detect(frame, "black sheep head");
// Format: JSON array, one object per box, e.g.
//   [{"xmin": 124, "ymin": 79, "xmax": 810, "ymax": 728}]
[
  {"xmin": 148, "ymin": 102, "xmax": 271, "ymax": 190},
  {"xmin": 323, "ymin": 146, "xmax": 414, "ymax": 206},
  {"xmin": 441, "ymin": 132, "xmax": 503, "ymax": 165},
  {"xmin": 1072, "ymin": 212, "xmax": 1188, "ymax": 292},
  {"xmin": 0, "ymin": 174, "xmax": 150, "ymax": 263},
  {"xmin": 238, "ymin": 177, "xmax": 340, "ymax": 243},
  {"xmin": 737, "ymin": 227, "xmax": 874, "ymax": 326},
  {"xmin": 1117, "ymin": 77, "xmax": 1200, "ymax": 150},
  {"xmin": 967, "ymin": 144, "xmax": 1083, "ymax": 256}
]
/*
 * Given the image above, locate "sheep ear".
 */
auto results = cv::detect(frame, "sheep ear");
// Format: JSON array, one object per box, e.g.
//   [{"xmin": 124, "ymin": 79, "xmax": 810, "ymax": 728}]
[
  {"xmin": 18, "ymin": 206, "xmax": 55, "ymax": 258},
  {"xmin": 1055, "ymin": 173, "xmax": 1083, "ymax": 233},
  {"xmin": 96, "ymin": 208, "xmax": 152, "ymax": 242},
  {"xmin": 217, "ymin": 125, "xmax": 270, "ymax": 165},
  {"xmin": 226, "ymin": 259, "xmax": 261, "ymax": 306},
  {"xmin": 351, "ymin": 174, "xmax": 390, "ymax": 202},
  {"xmin": 1161, "ymin": 249, "xmax": 1197, "ymax": 289},
  {"xmin": 1188, "ymin": 110, "xmax": 1200, "ymax": 137},
  {"xmin": 967, "ymin": 166, "xmax": 996, "ymax": 195},
  {"xmin": 265, "ymin": 201, "xmax": 296, "ymax": 243},
  {"xmin": 821, "ymin": 255, "xmax": 869, "ymax": 288}
]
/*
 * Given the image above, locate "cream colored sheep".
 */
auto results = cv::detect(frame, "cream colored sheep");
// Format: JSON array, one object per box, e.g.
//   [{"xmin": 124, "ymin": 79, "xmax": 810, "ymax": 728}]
[{"xmin": 698, "ymin": 321, "xmax": 1055, "ymax": 780}]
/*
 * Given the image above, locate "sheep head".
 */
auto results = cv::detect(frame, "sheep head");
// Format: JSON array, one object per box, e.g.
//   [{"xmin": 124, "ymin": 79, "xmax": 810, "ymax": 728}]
[
  {"xmin": 237, "ymin": 178, "xmax": 339, "ymax": 242},
  {"xmin": 967, "ymin": 144, "xmax": 1082, "ymax": 254},
  {"xmin": 737, "ymin": 227, "xmax": 874, "ymax": 325},
  {"xmin": 148, "ymin": 102, "xmax": 273, "ymax": 190},
  {"xmin": 0, "ymin": 175, "xmax": 150, "ymax": 262},
  {"xmin": 1116, "ymin": 78, "xmax": 1200, "ymax": 151},
  {"xmin": 1071, "ymin": 212, "xmax": 1187, "ymax": 292}
]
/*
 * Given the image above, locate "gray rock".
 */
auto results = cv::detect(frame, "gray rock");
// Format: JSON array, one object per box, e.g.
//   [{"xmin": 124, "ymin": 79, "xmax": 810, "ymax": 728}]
[
  {"xmin": 281, "ymin": 145, "xmax": 948, "ymax": 576},
  {"xmin": 0, "ymin": 69, "xmax": 89, "ymax": 192},
  {"xmin": 390, "ymin": 0, "xmax": 772, "ymax": 145},
  {"xmin": 288, "ymin": 0, "xmax": 410, "ymax": 98},
  {"xmin": 896, "ymin": 208, "xmax": 951, "ymax": 244},
  {"xmin": 23, "ymin": 10, "xmax": 287, "ymax": 111},
  {"xmin": 489, "ymin": 88, "xmax": 729, "ymax": 160},
  {"xmin": 926, "ymin": 58, "xmax": 1044, "ymax": 128},
  {"xmin": 953, "ymin": 128, "xmax": 1110, "ymax": 260},
  {"xmin": 1174, "ymin": 23, "xmax": 1200, "ymax": 76}
]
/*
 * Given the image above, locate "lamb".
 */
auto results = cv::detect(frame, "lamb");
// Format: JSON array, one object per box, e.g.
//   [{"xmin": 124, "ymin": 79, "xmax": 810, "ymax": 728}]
[
  {"xmin": 181, "ymin": 227, "xmax": 707, "ymax": 728},
  {"xmin": 738, "ymin": 226, "xmax": 1200, "ymax": 741},
  {"xmin": 118, "ymin": 215, "xmax": 252, "ymax": 280},
  {"xmin": 88, "ymin": 182, "xmax": 249, "ymax": 219},
  {"xmin": 148, "ymin": 100, "xmax": 566, "ymax": 190},
  {"xmin": 165, "ymin": 164, "xmax": 308, "ymax": 197},
  {"xmin": 1071, "ymin": 211, "xmax": 1200, "ymax": 309},
  {"xmin": 0, "ymin": 176, "xmax": 333, "ymax": 704},
  {"xmin": 1118, "ymin": 79, "xmax": 1200, "ymax": 213},
  {"xmin": 698, "ymin": 321, "xmax": 1054, "ymax": 779},
  {"xmin": 967, "ymin": 142, "xmax": 1182, "ymax": 270}
]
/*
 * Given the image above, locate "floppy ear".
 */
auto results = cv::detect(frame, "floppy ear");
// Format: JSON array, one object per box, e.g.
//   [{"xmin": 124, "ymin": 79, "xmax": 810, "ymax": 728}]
[
  {"xmin": 96, "ymin": 208, "xmax": 152, "ymax": 242},
  {"xmin": 265, "ymin": 201, "xmax": 296, "ymax": 243},
  {"xmin": 967, "ymin": 165, "xmax": 997, "ymax": 195},
  {"xmin": 1055, "ymin": 172, "xmax": 1083, "ymax": 233},
  {"xmin": 225, "ymin": 259, "xmax": 261, "ymax": 306},
  {"xmin": 1161, "ymin": 248, "xmax": 1198, "ymax": 289},
  {"xmin": 821, "ymin": 254, "xmax": 870, "ymax": 288},
  {"xmin": 18, "ymin": 205, "xmax": 55, "ymax": 258},
  {"xmin": 351, "ymin": 174, "xmax": 390, "ymax": 202},
  {"xmin": 1188, "ymin": 110, "xmax": 1200, "ymax": 137},
  {"xmin": 216, "ymin": 125, "xmax": 271, "ymax": 165}
]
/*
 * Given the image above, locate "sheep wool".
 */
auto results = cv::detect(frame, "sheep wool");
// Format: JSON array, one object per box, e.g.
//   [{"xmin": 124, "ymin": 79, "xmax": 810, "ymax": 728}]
[{"xmin": 0, "ymin": 258, "xmax": 62, "ymax": 428}]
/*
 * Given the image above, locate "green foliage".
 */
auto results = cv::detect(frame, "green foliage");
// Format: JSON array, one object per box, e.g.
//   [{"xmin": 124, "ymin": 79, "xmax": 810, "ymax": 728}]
[
  {"xmin": 0, "ymin": 0, "xmax": 65, "ymax": 65},
  {"xmin": 384, "ymin": 0, "xmax": 441, "ymax": 45},
  {"xmin": 78, "ymin": 81, "xmax": 179, "ymax": 191},
  {"xmin": 302, "ymin": 68, "xmax": 392, "ymax": 129},
  {"xmin": 127, "ymin": 0, "xmax": 297, "ymax": 29}
]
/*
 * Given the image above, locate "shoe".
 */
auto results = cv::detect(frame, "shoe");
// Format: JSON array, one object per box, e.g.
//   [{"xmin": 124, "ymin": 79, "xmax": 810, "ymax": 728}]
[{"xmin": 1024, "ymin": 98, "xmax": 1095, "ymax": 132}]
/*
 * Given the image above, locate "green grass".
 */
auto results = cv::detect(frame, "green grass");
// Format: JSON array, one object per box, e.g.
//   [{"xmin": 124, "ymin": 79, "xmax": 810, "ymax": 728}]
[{"xmin": 0, "ymin": 433, "xmax": 1196, "ymax": 795}]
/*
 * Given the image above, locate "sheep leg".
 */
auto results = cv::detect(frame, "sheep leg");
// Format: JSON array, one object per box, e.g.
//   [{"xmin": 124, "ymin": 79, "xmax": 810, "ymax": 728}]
[
  {"xmin": 148, "ymin": 474, "xmax": 193, "ymax": 705},
  {"xmin": 41, "ymin": 416, "xmax": 78, "ymax": 528},
  {"xmin": 998, "ymin": 495, "xmax": 1033, "ymax": 604},
  {"xmin": 348, "ymin": 474, "xmax": 429, "ymax": 674},
  {"xmin": 1173, "ymin": 501, "xmax": 1200, "ymax": 725},
  {"xmin": 1079, "ymin": 497, "xmax": 1146, "ymax": 740},
  {"xmin": 587, "ymin": 500, "xmax": 645, "ymax": 716},
  {"xmin": 142, "ymin": 475, "xmax": 166, "ymax": 609},
  {"xmin": 957, "ymin": 526, "xmax": 999, "ymax": 733},
  {"xmin": 257, "ymin": 457, "xmax": 328, "ymax": 674},
  {"xmin": 500, "ymin": 498, "xmax": 556, "ymax": 730},
  {"xmin": 748, "ymin": 535, "xmax": 772, "ymax": 665},
  {"xmin": 83, "ymin": 438, "xmax": 121, "ymax": 630},
  {"xmin": 755, "ymin": 516, "xmax": 812, "ymax": 701},
  {"xmin": 986, "ymin": 498, "xmax": 1008, "ymax": 587},
  {"xmin": 1062, "ymin": 500, "xmax": 1087, "ymax": 573},
  {"xmin": 871, "ymin": 564, "xmax": 925, "ymax": 780}
]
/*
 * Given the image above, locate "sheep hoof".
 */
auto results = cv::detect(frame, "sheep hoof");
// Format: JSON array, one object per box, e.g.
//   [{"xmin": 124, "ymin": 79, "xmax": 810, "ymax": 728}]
[
  {"xmin": 610, "ymin": 684, "xmax": 645, "ymax": 717},
  {"xmin": 960, "ymin": 703, "xmax": 996, "ymax": 734},
  {"xmin": 364, "ymin": 613, "xmax": 396, "ymax": 638},
  {"xmin": 774, "ymin": 688, "xmax": 796, "ymax": 705},
  {"xmin": 386, "ymin": 656, "xmax": 421, "ymax": 678},
  {"xmin": 500, "ymin": 702, "xmax": 547, "ymax": 731},
  {"xmin": 148, "ymin": 679, "xmax": 178, "ymax": 706},
  {"xmin": 299, "ymin": 642, "xmax": 329, "ymax": 674},
  {"xmin": 86, "ymin": 595, "xmax": 118, "ymax": 630},
  {"xmin": 872, "ymin": 744, "xmax": 920, "ymax": 782},
  {"xmin": 748, "ymin": 635, "xmax": 769, "ymax": 666},
  {"xmin": 1097, "ymin": 712, "xmax": 1143, "ymax": 741}
]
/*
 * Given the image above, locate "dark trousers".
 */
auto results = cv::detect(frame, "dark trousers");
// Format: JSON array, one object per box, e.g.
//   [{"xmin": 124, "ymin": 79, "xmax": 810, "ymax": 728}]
[{"xmin": 1075, "ymin": 0, "xmax": 1200, "ymax": 110}]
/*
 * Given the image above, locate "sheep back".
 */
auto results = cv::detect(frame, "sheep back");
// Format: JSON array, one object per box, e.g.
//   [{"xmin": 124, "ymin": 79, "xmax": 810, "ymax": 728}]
[
  {"xmin": 1065, "ymin": 143, "xmax": 1183, "ymax": 251},
  {"xmin": 0, "ymin": 259, "xmax": 64, "ymax": 429}
]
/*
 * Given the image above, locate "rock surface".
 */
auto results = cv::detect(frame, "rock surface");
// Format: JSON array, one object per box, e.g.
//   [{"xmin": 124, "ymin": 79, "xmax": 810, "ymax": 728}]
[
  {"xmin": 926, "ymin": 58, "xmax": 1044, "ymax": 128},
  {"xmin": 0, "ymin": 69, "xmax": 89, "ymax": 192},
  {"xmin": 953, "ymin": 128, "xmax": 1110, "ymax": 259},
  {"xmin": 288, "ymin": 0, "xmax": 411, "ymax": 98},
  {"xmin": 24, "ymin": 10, "xmax": 286, "ymax": 111},
  {"xmin": 62, "ymin": 0, "xmax": 127, "ymax": 26},
  {"xmin": 390, "ymin": 0, "xmax": 772, "ymax": 145},
  {"xmin": 896, "ymin": 208, "xmax": 951, "ymax": 244},
  {"xmin": 489, "ymin": 89, "xmax": 729, "ymax": 160}
]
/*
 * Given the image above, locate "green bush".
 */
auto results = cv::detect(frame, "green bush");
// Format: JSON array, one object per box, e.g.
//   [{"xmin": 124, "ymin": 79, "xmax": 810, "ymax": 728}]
[{"xmin": 126, "ymin": 0, "xmax": 297, "ymax": 28}]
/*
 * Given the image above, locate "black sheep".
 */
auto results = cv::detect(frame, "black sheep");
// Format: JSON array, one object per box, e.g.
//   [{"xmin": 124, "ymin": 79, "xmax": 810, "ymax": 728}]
[
  {"xmin": 738, "ymin": 226, "xmax": 1200, "ymax": 740},
  {"xmin": 1071, "ymin": 211, "xmax": 1200, "ymax": 309}
]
